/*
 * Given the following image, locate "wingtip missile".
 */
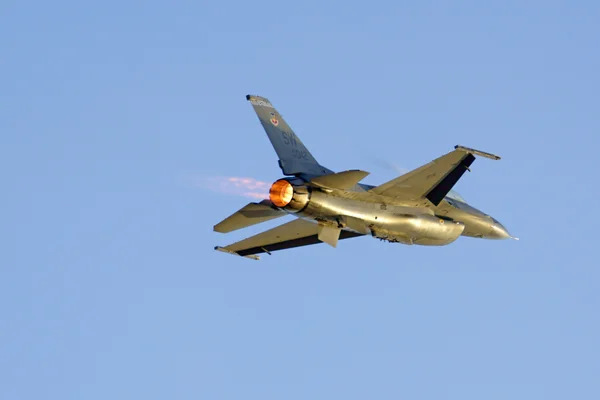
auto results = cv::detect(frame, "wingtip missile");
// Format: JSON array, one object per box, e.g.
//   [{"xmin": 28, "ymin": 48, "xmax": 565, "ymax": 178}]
[
  {"xmin": 214, "ymin": 246, "xmax": 260, "ymax": 260},
  {"xmin": 455, "ymin": 145, "xmax": 501, "ymax": 160}
]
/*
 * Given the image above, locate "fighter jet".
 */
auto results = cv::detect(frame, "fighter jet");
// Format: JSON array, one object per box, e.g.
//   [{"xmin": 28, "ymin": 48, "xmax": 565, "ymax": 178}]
[{"xmin": 214, "ymin": 95, "xmax": 517, "ymax": 260}]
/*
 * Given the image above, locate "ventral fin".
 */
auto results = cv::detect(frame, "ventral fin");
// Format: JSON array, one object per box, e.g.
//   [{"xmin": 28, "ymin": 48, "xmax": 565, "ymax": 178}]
[{"xmin": 317, "ymin": 225, "xmax": 341, "ymax": 248}]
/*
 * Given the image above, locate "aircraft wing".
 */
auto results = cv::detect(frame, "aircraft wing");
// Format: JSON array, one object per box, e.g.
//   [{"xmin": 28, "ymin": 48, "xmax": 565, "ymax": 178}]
[
  {"xmin": 369, "ymin": 145, "xmax": 500, "ymax": 206},
  {"xmin": 215, "ymin": 218, "xmax": 363, "ymax": 259}
]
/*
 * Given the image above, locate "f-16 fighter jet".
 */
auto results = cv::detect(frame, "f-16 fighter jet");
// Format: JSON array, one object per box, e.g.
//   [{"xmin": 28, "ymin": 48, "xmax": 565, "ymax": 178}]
[{"xmin": 214, "ymin": 95, "xmax": 517, "ymax": 260}]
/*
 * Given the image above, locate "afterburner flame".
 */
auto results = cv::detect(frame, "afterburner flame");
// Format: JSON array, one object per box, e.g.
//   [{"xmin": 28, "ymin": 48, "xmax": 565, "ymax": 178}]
[{"xmin": 269, "ymin": 180, "xmax": 293, "ymax": 207}]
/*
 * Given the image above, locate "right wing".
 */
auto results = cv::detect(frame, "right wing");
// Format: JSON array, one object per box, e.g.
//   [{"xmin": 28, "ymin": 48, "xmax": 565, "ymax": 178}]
[
  {"xmin": 215, "ymin": 218, "xmax": 364, "ymax": 259},
  {"xmin": 369, "ymin": 146, "xmax": 500, "ymax": 206}
]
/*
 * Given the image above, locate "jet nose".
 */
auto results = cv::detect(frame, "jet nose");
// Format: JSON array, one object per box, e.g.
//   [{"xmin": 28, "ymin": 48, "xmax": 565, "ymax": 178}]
[
  {"xmin": 488, "ymin": 219, "xmax": 518, "ymax": 240},
  {"xmin": 489, "ymin": 221, "xmax": 510, "ymax": 239}
]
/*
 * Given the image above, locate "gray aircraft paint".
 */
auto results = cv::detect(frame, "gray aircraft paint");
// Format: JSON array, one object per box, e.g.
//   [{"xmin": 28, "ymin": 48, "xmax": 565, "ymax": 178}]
[{"xmin": 246, "ymin": 95, "xmax": 332, "ymax": 177}]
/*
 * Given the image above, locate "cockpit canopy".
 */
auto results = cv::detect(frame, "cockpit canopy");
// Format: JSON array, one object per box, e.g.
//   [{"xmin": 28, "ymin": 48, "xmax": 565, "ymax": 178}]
[{"xmin": 446, "ymin": 190, "xmax": 466, "ymax": 203}]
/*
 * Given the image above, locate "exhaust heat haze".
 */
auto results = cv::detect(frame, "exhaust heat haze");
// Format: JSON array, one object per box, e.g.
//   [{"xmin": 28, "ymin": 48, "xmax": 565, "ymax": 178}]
[{"xmin": 193, "ymin": 176, "xmax": 269, "ymax": 200}]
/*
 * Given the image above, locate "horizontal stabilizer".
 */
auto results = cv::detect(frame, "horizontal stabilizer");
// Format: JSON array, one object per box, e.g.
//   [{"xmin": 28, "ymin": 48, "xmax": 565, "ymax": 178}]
[
  {"xmin": 214, "ymin": 200, "xmax": 285, "ymax": 233},
  {"xmin": 309, "ymin": 170, "xmax": 370, "ymax": 190}
]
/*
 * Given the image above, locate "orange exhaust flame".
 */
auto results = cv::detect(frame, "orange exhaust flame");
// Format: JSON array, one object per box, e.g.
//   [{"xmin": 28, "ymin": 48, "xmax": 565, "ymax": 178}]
[{"xmin": 269, "ymin": 179, "xmax": 293, "ymax": 207}]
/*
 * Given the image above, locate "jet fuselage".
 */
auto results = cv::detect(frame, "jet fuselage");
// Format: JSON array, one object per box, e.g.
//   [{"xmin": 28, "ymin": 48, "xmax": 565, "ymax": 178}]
[{"xmin": 271, "ymin": 178, "xmax": 511, "ymax": 246}]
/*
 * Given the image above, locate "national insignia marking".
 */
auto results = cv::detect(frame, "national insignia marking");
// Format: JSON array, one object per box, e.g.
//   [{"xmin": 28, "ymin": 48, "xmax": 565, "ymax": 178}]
[{"xmin": 270, "ymin": 117, "xmax": 279, "ymax": 126}]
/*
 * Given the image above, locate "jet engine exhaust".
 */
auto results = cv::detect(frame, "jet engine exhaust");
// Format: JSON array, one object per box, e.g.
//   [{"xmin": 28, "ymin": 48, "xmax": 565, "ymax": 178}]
[
  {"xmin": 268, "ymin": 178, "xmax": 311, "ymax": 212},
  {"xmin": 269, "ymin": 180, "xmax": 294, "ymax": 207}
]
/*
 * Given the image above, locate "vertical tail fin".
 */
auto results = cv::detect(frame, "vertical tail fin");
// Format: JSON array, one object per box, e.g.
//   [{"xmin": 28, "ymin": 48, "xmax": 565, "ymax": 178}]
[{"xmin": 246, "ymin": 95, "xmax": 332, "ymax": 177}]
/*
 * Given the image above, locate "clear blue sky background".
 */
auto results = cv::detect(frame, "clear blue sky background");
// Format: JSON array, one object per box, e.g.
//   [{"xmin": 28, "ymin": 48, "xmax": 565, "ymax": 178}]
[{"xmin": 2, "ymin": 1, "xmax": 599, "ymax": 399}]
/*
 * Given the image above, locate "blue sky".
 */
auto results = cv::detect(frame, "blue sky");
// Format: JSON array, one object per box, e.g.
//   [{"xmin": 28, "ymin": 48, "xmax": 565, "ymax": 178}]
[{"xmin": 2, "ymin": 1, "xmax": 599, "ymax": 399}]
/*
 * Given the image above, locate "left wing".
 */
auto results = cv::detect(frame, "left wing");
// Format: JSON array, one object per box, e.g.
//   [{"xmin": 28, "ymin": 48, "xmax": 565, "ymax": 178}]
[
  {"xmin": 369, "ymin": 145, "xmax": 500, "ymax": 206},
  {"xmin": 215, "ymin": 218, "xmax": 363, "ymax": 259}
]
